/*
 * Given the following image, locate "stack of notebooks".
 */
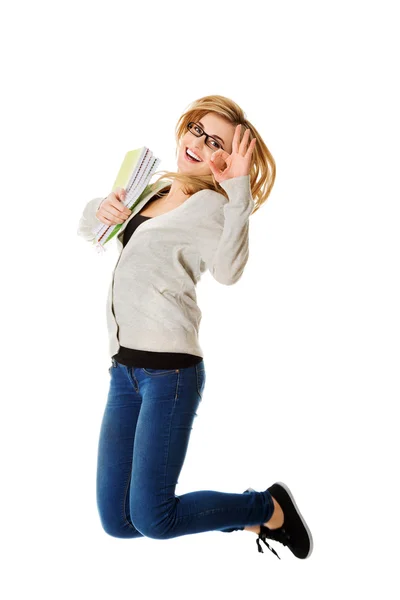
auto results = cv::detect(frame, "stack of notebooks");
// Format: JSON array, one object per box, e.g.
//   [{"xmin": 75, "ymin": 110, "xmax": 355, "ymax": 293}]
[{"xmin": 93, "ymin": 146, "xmax": 161, "ymax": 253}]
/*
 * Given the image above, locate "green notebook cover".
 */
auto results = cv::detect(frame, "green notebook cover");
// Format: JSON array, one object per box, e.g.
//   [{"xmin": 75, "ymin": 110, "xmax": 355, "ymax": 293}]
[{"xmin": 111, "ymin": 148, "xmax": 144, "ymax": 192}]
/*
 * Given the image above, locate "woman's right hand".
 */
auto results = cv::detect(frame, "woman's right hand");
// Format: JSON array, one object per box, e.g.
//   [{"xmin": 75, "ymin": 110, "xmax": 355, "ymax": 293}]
[{"xmin": 96, "ymin": 187, "xmax": 132, "ymax": 225}]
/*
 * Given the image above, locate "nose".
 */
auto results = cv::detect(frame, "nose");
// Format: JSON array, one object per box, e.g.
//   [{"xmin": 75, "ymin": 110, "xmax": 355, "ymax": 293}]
[{"xmin": 193, "ymin": 137, "xmax": 206, "ymax": 151}]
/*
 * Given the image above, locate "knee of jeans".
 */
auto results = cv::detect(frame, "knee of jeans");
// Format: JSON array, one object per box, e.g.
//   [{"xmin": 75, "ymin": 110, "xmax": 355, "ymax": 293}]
[
  {"xmin": 99, "ymin": 516, "xmax": 129, "ymax": 538},
  {"xmin": 131, "ymin": 507, "xmax": 173, "ymax": 540}
]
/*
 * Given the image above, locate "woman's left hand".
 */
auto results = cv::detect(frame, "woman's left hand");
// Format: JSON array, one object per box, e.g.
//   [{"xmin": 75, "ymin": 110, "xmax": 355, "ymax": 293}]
[{"xmin": 208, "ymin": 124, "xmax": 257, "ymax": 184}]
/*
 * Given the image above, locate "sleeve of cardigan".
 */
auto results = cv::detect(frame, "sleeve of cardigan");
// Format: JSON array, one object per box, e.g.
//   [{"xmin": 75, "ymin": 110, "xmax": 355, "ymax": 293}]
[
  {"xmin": 77, "ymin": 197, "xmax": 106, "ymax": 242},
  {"xmin": 194, "ymin": 174, "xmax": 255, "ymax": 285}
]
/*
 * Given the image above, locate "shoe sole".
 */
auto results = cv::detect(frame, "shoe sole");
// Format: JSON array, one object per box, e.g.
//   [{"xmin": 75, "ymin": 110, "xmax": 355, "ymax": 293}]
[
  {"xmin": 271, "ymin": 481, "xmax": 314, "ymax": 559},
  {"xmin": 245, "ymin": 482, "xmax": 314, "ymax": 559}
]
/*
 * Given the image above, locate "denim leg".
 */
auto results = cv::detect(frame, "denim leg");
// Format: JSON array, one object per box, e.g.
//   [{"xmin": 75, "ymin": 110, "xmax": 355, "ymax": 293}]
[
  {"xmin": 129, "ymin": 364, "xmax": 274, "ymax": 539},
  {"xmin": 96, "ymin": 360, "xmax": 144, "ymax": 538}
]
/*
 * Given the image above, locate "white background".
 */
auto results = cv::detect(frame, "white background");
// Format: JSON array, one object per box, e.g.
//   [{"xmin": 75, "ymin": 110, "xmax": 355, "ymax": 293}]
[{"xmin": 1, "ymin": 0, "xmax": 399, "ymax": 598}]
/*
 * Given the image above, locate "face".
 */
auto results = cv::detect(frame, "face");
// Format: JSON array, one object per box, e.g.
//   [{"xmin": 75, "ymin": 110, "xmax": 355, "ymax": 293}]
[{"xmin": 177, "ymin": 112, "xmax": 237, "ymax": 176}]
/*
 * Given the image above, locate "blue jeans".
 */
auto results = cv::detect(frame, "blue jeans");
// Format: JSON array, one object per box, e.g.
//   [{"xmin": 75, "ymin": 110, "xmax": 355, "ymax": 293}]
[{"xmin": 96, "ymin": 358, "xmax": 274, "ymax": 539}]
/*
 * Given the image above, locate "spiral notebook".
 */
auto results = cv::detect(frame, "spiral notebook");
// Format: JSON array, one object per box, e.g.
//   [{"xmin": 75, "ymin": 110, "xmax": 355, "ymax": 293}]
[{"xmin": 93, "ymin": 147, "xmax": 161, "ymax": 252}]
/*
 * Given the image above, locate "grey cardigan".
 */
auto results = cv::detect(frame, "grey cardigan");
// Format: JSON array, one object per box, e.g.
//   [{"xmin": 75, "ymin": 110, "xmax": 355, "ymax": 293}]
[{"xmin": 77, "ymin": 174, "xmax": 254, "ymax": 358}]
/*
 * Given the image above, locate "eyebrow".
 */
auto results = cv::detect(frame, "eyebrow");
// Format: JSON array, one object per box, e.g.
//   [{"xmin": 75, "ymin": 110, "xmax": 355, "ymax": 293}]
[{"xmin": 198, "ymin": 121, "xmax": 225, "ymax": 145}]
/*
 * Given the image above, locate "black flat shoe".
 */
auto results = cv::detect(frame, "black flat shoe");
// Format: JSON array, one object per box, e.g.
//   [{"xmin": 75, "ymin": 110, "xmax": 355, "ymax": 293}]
[{"xmin": 244, "ymin": 482, "xmax": 313, "ymax": 560}]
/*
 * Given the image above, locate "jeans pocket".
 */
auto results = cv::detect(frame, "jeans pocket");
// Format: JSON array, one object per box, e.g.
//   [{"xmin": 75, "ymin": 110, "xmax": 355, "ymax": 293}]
[
  {"xmin": 195, "ymin": 364, "xmax": 206, "ymax": 399},
  {"xmin": 142, "ymin": 367, "xmax": 180, "ymax": 377}
]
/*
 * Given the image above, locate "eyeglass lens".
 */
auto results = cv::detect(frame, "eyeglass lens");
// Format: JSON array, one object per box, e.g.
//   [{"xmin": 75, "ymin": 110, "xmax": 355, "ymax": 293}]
[{"xmin": 188, "ymin": 123, "xmax": 222, "ymax": 150}]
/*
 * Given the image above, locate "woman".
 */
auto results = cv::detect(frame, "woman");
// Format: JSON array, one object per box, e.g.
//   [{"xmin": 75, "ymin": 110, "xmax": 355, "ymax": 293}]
[{"xmin": 78, "ymin": 95, "xmax": 313, "ymax": 560}]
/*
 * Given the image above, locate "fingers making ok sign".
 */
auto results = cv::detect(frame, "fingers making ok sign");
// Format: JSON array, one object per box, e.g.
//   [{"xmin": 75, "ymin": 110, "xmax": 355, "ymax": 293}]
[{"xmin": 208, "ymin": 124, "xmax": 257, "ymax": 184}]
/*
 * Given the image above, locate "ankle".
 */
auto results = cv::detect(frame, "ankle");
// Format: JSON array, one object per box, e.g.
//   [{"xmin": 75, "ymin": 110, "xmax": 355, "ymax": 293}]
[
  {"xmin": 263, "ymin": 495, "xmax": 284, "ymax": 529},
  {"xmin": 244, "ymin": 496, "xmax": 284, "ymax": 534},
  {"xmin": 244, "ymin": 524, "xmax": 262, "ymax": 534}
]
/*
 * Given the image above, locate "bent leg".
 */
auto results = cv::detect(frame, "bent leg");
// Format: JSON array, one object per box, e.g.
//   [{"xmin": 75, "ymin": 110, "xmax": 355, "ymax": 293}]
[{"xmin": 129, "ymin": 365, "xmax": 274, "ymax": 539}]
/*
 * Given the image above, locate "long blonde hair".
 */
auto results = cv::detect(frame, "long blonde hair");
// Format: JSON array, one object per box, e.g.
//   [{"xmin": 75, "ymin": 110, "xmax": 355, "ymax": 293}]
[{"xmin": 151, "ymin": 94, "xmax": 276, "ymax": 215}]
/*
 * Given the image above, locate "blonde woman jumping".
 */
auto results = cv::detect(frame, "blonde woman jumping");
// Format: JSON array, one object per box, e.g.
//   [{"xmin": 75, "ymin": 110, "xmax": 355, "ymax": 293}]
[{"xmin": 78, "ymin": 94, "xmax": 313, "ymax": 560}]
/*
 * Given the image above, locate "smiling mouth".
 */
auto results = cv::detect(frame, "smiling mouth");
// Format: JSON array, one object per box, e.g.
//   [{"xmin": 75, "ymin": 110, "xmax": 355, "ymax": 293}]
[{"xmin": 185, "ymin": 147, "xmax": 202, "ymax": 163}]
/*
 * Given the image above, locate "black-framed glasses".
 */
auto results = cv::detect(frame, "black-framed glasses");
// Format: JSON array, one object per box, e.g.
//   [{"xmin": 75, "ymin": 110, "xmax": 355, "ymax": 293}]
[{"xmin": 187, "ymin": 122, "xmax": 224, "ymax": 151}]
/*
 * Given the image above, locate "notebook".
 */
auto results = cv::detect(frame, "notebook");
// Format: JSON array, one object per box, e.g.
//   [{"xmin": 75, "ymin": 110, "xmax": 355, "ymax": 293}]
[{"xmin": 93, "ymin": 147, "xmax": 161, "ymax": 252}]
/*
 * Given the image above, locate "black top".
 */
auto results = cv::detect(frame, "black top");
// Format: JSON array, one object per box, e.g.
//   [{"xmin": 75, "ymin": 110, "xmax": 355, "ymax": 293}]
[{"xmin": 111, "ymin": 194, "xmax": 203, "ymax": 369}]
